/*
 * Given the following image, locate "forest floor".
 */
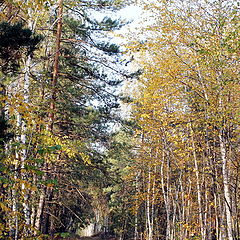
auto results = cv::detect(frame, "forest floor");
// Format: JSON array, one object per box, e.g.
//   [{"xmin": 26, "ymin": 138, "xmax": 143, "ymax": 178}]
[
  {"xmin": 49, "ymin": 236, "xmax": 103, "ymax": 240},
  {"xmin": 49, "ymin": 232, "xmax": 117, "ymax": 240}
]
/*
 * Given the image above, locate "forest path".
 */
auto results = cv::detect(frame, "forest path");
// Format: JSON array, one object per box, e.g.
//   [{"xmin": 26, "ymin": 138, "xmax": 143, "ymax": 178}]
[
  {"xmin": 49, "ymin": 233, "xmax": 117, "ymax": 240},
  {"xmin": 50, "ymin": 236, "xmax": 104, "ymax": 240}
]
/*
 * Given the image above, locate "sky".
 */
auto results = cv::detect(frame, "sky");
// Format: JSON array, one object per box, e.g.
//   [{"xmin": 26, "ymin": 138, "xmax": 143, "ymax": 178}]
[
  {"xmin": 88, "ymin": 3, "xmax": 144, "ymax": 120},
  {"xmin": 117, "ymin": 4, "xmax": 142, "ymax": 22}
]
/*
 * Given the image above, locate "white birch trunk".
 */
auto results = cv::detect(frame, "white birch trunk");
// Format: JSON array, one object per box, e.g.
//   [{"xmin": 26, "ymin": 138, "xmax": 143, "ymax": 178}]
[
  {"xmin": 219, "ymin": 132, "xmax": 233, "ymax": 240},
  {"xmin": 151, "ymin": 165, "xmax": 156, "ymax": 238},
  {"xmin": 179, "ymin": 173, "xmax": 186, "ymax": 239},
  {"xmin": 21, "ymin": 54, "xmax": 32, "ymax": 227},
  {"xmin": 10, "ymin": 107, "xmax": 22, "ymax": 239},
  {"xmin": 35, "ymin": 190, "xmax": 46, "ymax": 232},
  {"xmin": 19, "ymin": 4, "xmax": 36, "ymax": 230},
  {"xmin": 11, "ymin": 165, "xmax": 19, "ymax": 240},
  {"xmin": 146, "ymin": 166, "xmax": 152, "ymax": 240},
  {"xmin": 190, "ymin": 126, "xmax": 205, "ymax": 239},
  {"xmin": 161, "ymin": 150, "xmax": 170, "ymax": 240},
  {"xmin": 134, "ymin": 171, "xmax": 140, "ymax": 240},
  {"xmin": 217, "ymin": 89, "xmax": 233, "ymax": 240}
]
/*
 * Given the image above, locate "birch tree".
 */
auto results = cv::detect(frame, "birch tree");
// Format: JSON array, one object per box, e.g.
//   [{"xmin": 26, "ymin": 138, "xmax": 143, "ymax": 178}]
[{"xmin": 127, "ymin": 0, "xmax": 240, "ymax": 239}]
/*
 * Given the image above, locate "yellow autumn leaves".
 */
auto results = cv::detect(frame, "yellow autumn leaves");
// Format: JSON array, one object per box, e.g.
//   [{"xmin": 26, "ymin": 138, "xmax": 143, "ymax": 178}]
[{"xmin": 126, "ymin": 0, "xmax": 240, "ymax": 239}]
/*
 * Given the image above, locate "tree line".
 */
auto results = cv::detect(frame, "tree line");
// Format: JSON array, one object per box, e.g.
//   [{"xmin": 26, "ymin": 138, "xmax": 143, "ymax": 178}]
[
  {"xmin": 127, "ymin": 0, "xmax": 240, "ymax": 239},
  {"xmin": 0, "ymin": 0, "xmax": 135, "ymax": 239}
]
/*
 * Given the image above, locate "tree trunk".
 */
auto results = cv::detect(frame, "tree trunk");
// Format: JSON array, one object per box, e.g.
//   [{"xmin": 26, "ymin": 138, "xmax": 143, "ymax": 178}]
[
  {"xmin": 41, "ymin": 0, "xmax": 63, "ymax": 234},
  {"xmin": 161, "ymin": 149, "xmax": 170, "ymax": 240},
  {"xmin": 134, "ymin": 172, "xmax": 140, "ymax": 240},
  {"xmin": 219, "ymin": 131, "xmax": 233, "ymax": 240},
  {"xmin": 146, "ymin": 166, "xmax": 152, "ymax": 240},
  {"xmin": 190, "ymin": 125, "xmax": 205, "ymax": 239},
  {"xmin": 21, "ymin": 54, "xmax": 32, "ymax": 229},
  {"xmin": 34, "ymin": 168, "xmax": 47, "ymax": 233},
  {"xmin": 151, "ymin": 165, "xmax": 156, "ymax": 239},
  {"xmin": 48, "ymin": 0, "xmax": 63, "ymax": 132}
]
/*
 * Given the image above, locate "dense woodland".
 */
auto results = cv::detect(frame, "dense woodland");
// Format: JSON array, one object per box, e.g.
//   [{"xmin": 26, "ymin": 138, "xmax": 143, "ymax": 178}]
[{"xmin": 0, "ymin": 0, "xmax": 240, "ymax": 240}]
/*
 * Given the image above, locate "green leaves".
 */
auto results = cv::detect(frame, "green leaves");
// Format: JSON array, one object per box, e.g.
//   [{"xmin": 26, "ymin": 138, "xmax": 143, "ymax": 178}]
[
  {"xmin": 37, "ymin": 145, "xmax": 62, "ymax": 155},
  {"xmin": 96, "ymin": 42, "xmax": 120, "ymax": 55}
]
